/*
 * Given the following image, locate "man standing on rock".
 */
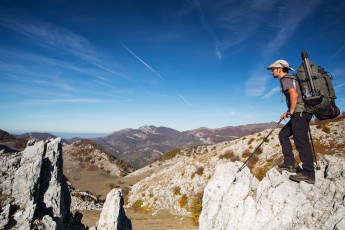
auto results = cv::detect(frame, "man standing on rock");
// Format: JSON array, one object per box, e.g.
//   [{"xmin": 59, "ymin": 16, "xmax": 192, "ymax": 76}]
[{"xmin": 267, "ymin": 59, "xmax": 315, "ymax": 184}]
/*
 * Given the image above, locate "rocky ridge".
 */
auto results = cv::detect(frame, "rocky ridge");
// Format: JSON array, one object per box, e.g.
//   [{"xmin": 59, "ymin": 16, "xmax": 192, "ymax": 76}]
[{"xmin": 126, "ymin": 117, "xmax": 345, "ymax": 227}]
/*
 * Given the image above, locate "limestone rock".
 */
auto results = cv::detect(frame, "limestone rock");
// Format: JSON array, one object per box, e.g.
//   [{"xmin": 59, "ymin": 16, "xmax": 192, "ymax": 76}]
[
  {"xmin": 97, "ymin": 188, "xmax": 132, "ymax": 230},
  {"xmin": 0, "ymin": 138, "xmax": 84, "ymax": 229},
  {"xmin": 200, "ymin": 156, "xmax": 345, "ymax": 230}
]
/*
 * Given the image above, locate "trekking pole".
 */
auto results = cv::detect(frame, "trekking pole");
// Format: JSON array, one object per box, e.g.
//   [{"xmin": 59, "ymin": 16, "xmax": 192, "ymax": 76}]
[
  {"xmin": 237, "ymin": 119, "xmax": 282, "ymax": 172},
  {"xmin": 308, "ymin": 126, "xmax": 320, "ymax": 170}
]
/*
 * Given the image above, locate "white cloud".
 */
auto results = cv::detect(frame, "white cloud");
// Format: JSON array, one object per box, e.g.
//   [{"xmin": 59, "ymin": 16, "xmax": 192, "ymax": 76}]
[
  {"xmin": 23, "ymin": 98, "xmax": 103, "ymax": 105},
  {"xmin": 245, "ymin": 73, "xmax": 270, "ymax": 97},
  {"xmin": 0, "ymin": 16, "xmax": 125, "ymax": 79},
  {"xmin": 212, "ymin": 0, "xmax": 277, "ymax": 56},
  {"xmin": 246, "ymin": 0, "xmax": 322, "ymax": 98},
  {"xmin": 262, "ymin": 86, "xmax": 280, "ymax": 99},
  {"xmin": 263, "ymin": 0, "xmax": 322, "ymax": 57}
]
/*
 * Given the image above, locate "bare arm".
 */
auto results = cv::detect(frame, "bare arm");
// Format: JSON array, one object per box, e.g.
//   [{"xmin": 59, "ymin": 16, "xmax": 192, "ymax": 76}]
[{"xmin": 280, "ymin": 88, "xmax": 298, "ymax": 120}]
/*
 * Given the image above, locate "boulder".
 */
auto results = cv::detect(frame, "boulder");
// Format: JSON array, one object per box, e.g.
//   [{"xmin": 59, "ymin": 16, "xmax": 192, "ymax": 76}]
[
  {"xmin": 97, "ymin": 188, "xmax": 132, "ymax": 230},
  {"xmin": 200, "ymin": 156, "xmax": 345, "ymax": 229}
]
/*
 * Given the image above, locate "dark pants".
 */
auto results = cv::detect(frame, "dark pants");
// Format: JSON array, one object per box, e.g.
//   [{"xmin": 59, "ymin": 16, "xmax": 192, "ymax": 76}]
[{"xmin": 279, "ymin": 112, "xmax": 315, "ymax": 178}]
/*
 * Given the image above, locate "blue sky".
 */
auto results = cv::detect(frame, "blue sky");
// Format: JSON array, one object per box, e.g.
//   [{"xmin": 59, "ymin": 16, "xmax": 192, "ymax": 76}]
[{"xmin": 1, "ymin": 0, "xmax": 345, "ymax": 135}]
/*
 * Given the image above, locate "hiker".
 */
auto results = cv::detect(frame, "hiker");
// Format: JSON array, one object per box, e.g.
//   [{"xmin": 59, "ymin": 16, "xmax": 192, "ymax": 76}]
[{"xmin": 267, "ymin": 60, "xmax": 315, "ymax": 184}]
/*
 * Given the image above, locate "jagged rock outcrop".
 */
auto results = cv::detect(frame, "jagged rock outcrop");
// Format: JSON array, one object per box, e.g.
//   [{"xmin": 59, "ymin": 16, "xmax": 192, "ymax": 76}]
[
  {"xmin": 1, "ymin": 137, "xmax": 133, "ymax": 230},
  {"xmin": 97, "ymin": 188, "xmax": 132, "ymax": 230},
  {"xmin": 0, "ymin": 138, "xmax": 84, "ymax": 229},
  {"xmin": 200, "ymin": 157, "xmax": 345, "ymax": 230}
]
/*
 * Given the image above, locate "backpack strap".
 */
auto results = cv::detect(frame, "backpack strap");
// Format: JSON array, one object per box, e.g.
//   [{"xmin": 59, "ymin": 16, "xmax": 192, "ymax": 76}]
[{"xmin": 281, "ymin": 75, "xmax": 306, "ymax": 113}]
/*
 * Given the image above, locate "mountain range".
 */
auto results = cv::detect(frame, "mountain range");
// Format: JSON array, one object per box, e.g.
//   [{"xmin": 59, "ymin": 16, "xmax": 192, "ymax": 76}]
[
  {"xmin": 93, "ymin": 123, "xmax": 278, "ymax": 168},
  {"xmin": 1, "ymin": 122, "xmax": 277, "ymax": 168}
]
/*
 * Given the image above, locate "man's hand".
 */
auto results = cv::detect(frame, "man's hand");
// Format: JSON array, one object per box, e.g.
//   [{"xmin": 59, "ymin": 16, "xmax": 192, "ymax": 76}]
[{"xmin": 280, "ymin": 111, "xmax": 291, "ymax": 121}]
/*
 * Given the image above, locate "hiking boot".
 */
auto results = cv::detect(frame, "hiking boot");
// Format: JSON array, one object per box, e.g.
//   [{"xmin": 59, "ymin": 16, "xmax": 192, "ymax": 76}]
[
  {"xmin": 277, "ymin": 163, "xmax": 295, "ymax": 173},
  {"xmin": 289, "ymin": 173, "xmax": 315, "ymax": 184}
]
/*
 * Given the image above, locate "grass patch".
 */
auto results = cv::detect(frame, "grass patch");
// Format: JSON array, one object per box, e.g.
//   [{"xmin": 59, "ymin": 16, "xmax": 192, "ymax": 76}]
[
  {"xmin": 246, "ymin": 154, "xmax": 259, "ymax": 171},
  {"xmin": 195, "ymin": 166, "xmax": 204, "ymax": 176},
  {"xmin": 129, "ymin": 199, "xmax": 152, "ymax": 213},
  {"xmin": 322, "ymin": 125, "xmax": 331, "ymax": 134},
  {"xmin": 242, "ymin": 149, "xmax": 251, "ymax": 158},
  {"xmin": 178, "ymin": 194, "xmax": 188, "ymax": 209},
  {"xmin": 99, "ymin": 172, "xmax": 117, "ymax": 179},
  {"xmin": 173, "ymin": 186, "xmax": 181, "ymax": 195},
  {"xmin": 219, "ymin": 150, "xmax": 240, "ymax": 162},
  {"xmin": 248, "ymin": 138, "xmax": 255, "ymax": 145},
  {"xmin": 158, "ymin": 148, "xmax": 181, "ymax": 162},
  {"xmin": 219, "ymin": 150, "xmax": 234, "ymax": 160},
  {"xmin": 190, "ymin": 191, "xmax": 203, "ymax": 226},
  {"xmin": 253, "ymin": 163, "xmax": 272, "ymax": 181}
]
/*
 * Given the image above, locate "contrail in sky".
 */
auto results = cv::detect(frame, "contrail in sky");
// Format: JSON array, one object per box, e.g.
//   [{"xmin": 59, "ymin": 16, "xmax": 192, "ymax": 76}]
[
  {"xmin": 193, "ymin": 0, "xmax": 221, "ymax": 60},
  {"xmin": 122, "ymin": 44, "xmax": 163, "ymax": 80},
  {"xmin": 178, "ymin": 93, "xmax": 192, "ymax": 107},
  {"xmin": 326, "ymin": 44, "xmax": 345, "ymax": 65}
]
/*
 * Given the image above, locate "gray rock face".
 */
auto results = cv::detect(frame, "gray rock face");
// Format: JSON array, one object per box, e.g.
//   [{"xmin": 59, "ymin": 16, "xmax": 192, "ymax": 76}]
[
  {"xmin": 1, "ymin": 138, "xmax": 132, "ymax": 230},
  {"xmin": 200, "ymin": 156, "xmax": 345, "ymax": 230},
  {"xmin": 98, "ymin": 189, "xmax": 132, "ymax": 230},
  {"xmin": 0, "ymin": 138, "xmax": 84, "ymax": 229}
]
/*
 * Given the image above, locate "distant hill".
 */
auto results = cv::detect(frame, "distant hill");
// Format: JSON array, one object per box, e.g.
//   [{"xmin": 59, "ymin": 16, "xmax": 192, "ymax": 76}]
[
  {"xmin": 63, "ymin": 139, "xmax": 135, "ymax": 177},
  {"xmin": 0, "ymin": 130, "xmax": 72, "ymax": 153},
  {"xmin": 185, "ymin": 122, "xmax": 279, "ymax": 144},
  {"xmin": 93, "ymin": 126, "xmax": 196, "ymax": 168},
  {"xmin": 0, "ymin": 129, "xmax": 16, "ymax": 142},
  {"xmin": 14, "ymin": 132, "xmax": 71, "ymax": 144},
  {"xmin": 15, "ymin": 132, "xmax": 58, "ymax": 140},
  {"xmin": 0, "ymin": 129, "xmax": 28, "ymax": 152},
  {"xmin": 93, "ymin": 123, "xmax": 277, "ymax": 168}
]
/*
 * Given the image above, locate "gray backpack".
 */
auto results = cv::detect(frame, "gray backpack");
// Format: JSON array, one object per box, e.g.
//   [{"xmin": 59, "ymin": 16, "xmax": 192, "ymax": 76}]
[{"xmin": 295, "ymin": 51, "xmax": 340, "ymax": 120}]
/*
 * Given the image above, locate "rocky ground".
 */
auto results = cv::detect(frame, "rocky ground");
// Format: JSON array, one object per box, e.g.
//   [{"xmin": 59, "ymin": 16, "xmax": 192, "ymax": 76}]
[
  {"xmin": 69, "ymin": 115, "xmax": 345, "ymax": 229},
  {"xmin": 200, "ymin": 156, "xmax": 345, "ymax": 229},
  {"xmin": 124, "ymin": 116, "xmax": 345, "ymax": 228},
  {"xmin": 1, "ymin": 115, "xmax": 344, "ymax": 229}
]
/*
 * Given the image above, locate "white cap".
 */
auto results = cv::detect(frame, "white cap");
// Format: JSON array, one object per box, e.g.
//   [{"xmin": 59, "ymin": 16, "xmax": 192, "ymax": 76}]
[{"xmin": 267, "ymin": 59, "xmax": 295, "ymax": 71}]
